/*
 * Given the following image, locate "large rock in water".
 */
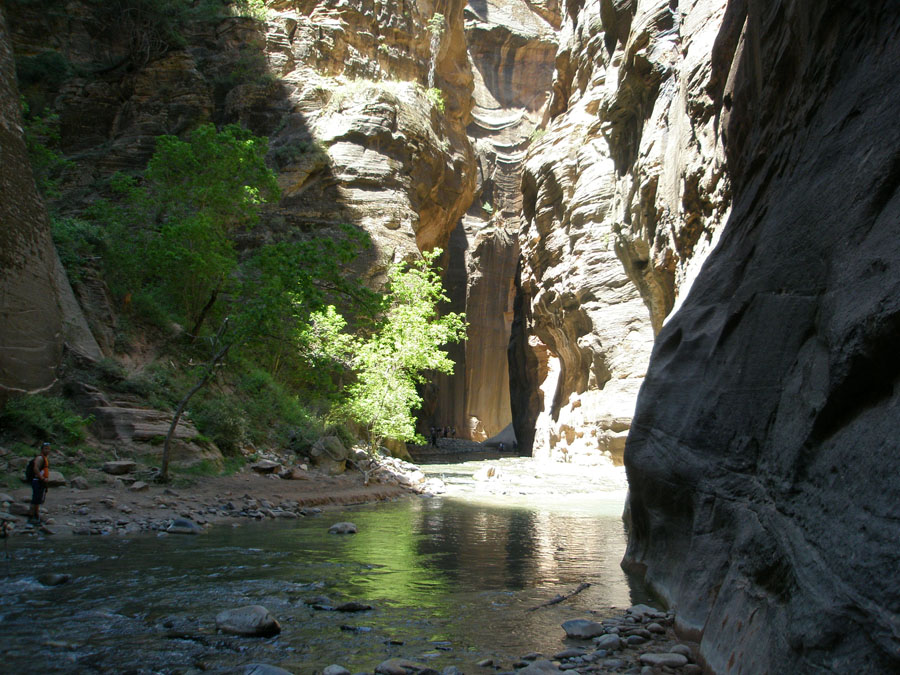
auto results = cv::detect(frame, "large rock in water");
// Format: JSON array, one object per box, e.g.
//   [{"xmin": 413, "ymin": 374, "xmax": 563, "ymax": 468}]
[
  {"xmin": 215, "ymin": 605, "xmax": 280, "ymax": 637},
  {"xmin": 623, "ymin": 2, "xmax": 900, "ymax": 673}
]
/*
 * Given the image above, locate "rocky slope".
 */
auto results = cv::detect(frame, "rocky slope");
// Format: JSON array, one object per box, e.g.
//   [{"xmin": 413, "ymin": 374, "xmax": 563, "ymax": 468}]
[
  {"xmin": 511, "ymin": 0, "xmax": 731, "ymax": 462},
  {"xmin": 623, "ymin": 1, "xmax": 900, "ymax": 672}
]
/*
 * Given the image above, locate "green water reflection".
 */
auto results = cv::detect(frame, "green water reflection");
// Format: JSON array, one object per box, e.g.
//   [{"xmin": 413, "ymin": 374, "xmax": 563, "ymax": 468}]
[{"xmin": 1, "ymin": 488, "xmax": 650, "ymax": 673}]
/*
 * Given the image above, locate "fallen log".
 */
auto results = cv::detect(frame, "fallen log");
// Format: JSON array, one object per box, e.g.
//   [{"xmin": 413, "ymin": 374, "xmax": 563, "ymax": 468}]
[{"xmin": 527, "ymin": 582, "xmax": 591, "ymax": 611}]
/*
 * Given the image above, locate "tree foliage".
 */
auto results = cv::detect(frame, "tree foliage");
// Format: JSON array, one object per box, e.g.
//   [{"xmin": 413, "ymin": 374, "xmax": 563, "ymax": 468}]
[{"xmin": 341, "ymin": 249, "xmax": 466, "ymax": 451}]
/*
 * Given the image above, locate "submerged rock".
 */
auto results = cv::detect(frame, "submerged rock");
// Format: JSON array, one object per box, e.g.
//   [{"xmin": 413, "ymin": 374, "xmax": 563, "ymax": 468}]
[
  {"xmin": 216, "ymin": 605, "xmax": 281, "ymax": 637},
  {"xmin": 37, "ymin": 573, "xmax": 71, "ymax": 586},
  {"xmin": 328, "ymin": 522, "xmax": 357, "ymax": 534},
  {"xmin": 244, "ymin": 664, "xmax": 294, "ymax": 675}
]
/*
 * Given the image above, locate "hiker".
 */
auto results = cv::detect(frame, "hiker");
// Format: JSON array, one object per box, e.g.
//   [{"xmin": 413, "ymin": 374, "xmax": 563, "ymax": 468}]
[
  {"xmin": 28, "ymin": 442, "xmax": 51, "ymax": 523},
  {"xmin": 430, "ymin": 427, "xmax": 438, "ymax": 447}
]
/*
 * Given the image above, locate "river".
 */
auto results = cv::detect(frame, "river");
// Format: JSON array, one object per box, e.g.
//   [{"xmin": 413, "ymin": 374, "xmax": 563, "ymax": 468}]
[{"xmin": 0, "ymin": 456, "xmax": 651, "ymax": 673}]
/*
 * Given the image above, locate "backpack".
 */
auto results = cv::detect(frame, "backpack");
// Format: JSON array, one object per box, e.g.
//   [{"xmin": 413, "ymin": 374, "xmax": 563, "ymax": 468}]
[{"xmin": 24, "ymin": 456, "xmax": 37, "ymax": 483}]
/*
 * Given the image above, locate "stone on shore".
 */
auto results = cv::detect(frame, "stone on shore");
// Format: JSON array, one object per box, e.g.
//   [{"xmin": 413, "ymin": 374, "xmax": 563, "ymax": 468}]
[
  {"xmin": 562, "ymin": 618, "xmax": 606, "ymax": 639},
  {"xmin": 129, "ymin": 481, "xmax": 149, "ymax": 492},
  {"xmin": 322, "ymin": 666, "xmax": 351, "ymax": 675},
  {"xmin": 9, "ymin": 503, "xmax": 31, "ymax": 516},
  {"xmin": 328, "ymin": 521, "xmax": 357, "ymax": 534},
  {"xmin": 167, "ymin": 518, "xmax": 203, "ymax": 534},
  {"xmin": 250, "ymin": 459, "xmax": 281, "ymax": 474},
  {"xmin": 639, "ymin": 653, "xmax": 689, "ymax": 668},
  {"xmin": 69, "ymin": 476, "xmax": 90, "ymax": 490},
  {"xmin": 593, "ymin": 634, "xmax": 620, "ymax": 651},
  {"xmin": 517, "ymin": 659, "xmax": 564, "ymax": 673},
  {"xmin": 102, "ymin": 460, "xmax": 136, "ymax": 475},
  {"xmin": 216, "ymin": 605, "xmax": 281, "ymax": 637},
  {"xmin": 45, "ymin": 470, "xmax": 67, "ymax": 487},
  {"xmin": 374, "ymin": 658, "xmax": 430, "ymax": 674}
]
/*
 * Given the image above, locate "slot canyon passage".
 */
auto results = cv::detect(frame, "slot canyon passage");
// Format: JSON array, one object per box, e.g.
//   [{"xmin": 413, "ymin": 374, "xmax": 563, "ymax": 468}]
[{"xmin": 1, "ymin": 0, "xmax": 899, "ymax": 673}]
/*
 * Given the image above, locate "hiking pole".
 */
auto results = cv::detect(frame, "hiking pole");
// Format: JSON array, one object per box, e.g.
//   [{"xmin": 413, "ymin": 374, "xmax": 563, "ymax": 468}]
[{"xmin": 0, "ymin": 518, "xmax": 11, "ymax": 577}]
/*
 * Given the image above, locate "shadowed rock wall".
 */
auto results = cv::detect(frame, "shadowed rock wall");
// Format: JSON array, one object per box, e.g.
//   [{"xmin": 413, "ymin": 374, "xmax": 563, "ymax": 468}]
[
  {"xmin": 624, "ymin": 1, "xmax": 900, "ymax": 672},
  {"xmin": 0, "ymin": 8, "xmax": 99, "ymax": 405}
]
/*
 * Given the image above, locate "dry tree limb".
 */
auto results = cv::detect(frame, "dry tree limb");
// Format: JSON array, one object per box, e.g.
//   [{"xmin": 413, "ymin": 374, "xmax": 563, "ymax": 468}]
[{"xmin": 527, "ymin": 582, "xmax": 591, "ymax": 611}]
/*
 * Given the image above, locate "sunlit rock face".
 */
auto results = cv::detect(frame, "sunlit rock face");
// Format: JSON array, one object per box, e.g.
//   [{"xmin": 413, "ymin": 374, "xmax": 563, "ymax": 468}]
[
  {"xmin": 512, "ymin": 0, "xmax": 732, "ymax": 463},
  {"xmin": 264, "ymin": 0, "xmax": 477, "ymax": 271},
  {"xmin": 8, "ymin": 0, "xmax": 477, "ymax": 278},
  {"xmin": 624, "ymin": 1, "xmax": 900, "ymax": 672},
  {"xmin": 426, "ymin": 0, "xmax": 558, "ymax": 440}
]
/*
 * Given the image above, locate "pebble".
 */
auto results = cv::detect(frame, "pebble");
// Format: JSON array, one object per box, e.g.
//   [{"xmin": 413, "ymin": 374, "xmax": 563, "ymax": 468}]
[{"xmin": 671, "ymin": 644, "xmax": 692, "ymax": 658}]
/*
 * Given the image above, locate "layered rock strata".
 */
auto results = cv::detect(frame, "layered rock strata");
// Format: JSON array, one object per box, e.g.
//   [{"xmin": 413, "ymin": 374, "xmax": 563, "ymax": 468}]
[
  {"xmin": 624, "ymin": 1, "xmax": 900, "ymax": 672},
  {"xmin": 427, "ymin": 0, "xmax": 558, "ymax": 440},
  {"xmin": 512, "ymin": 0, "xmax": 732, "ymax": 463}
]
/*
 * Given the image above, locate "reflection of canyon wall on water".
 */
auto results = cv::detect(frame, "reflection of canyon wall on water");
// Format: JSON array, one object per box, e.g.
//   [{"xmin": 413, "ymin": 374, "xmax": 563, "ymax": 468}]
[
  {"xmin": 624, "ymin": 1, "xmax": 900, "ymax": 673},
  {"xmin": 511, "ymin": 0, "xmax": 732, "ymax": 463}
]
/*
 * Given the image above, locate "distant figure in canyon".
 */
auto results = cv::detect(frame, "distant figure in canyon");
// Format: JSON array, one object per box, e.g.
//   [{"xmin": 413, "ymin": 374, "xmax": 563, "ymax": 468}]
[
  {"xmin": 28, "ymin": 442, "xmax": 51, "ymax": 523},
  {"xmin": 430, "ymin": 427, "xmax": 438, "ymax": 447}
]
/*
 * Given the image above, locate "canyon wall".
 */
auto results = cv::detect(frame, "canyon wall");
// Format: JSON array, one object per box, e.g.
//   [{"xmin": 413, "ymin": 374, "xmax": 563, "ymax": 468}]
[
  {"xmin": 624, "ymin": 0, "xmax": 900, "ymax": 672},
  {"xmin": 428, "ymin": 0, "xmax": 558, "ymax": 440},
  {"xmin": 512, "ymin": 0, "xmax": 732, "ymax": 461},
  {"xmin": 0, "ymin": 7, "xmax": 98, "ymax": 406}
]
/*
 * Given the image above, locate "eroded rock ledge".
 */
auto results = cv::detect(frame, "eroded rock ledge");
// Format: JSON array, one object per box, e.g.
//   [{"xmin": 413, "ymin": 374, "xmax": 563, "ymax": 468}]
[{"xmin": 624, "ymin": 1, "xmax": 900, "ymax": 672}]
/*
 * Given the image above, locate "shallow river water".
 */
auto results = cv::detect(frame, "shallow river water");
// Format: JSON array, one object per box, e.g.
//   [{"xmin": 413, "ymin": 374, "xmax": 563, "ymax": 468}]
[{"xmin": 0, "ymin": 456, "xmax": 651, "ymax": 673}]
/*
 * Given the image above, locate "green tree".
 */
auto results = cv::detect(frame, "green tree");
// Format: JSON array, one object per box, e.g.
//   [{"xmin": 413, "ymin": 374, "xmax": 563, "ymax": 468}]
[
  {"xmin": 102, "ymin": 123, "xmax": 279, "ymax": 333},
  {"xmin": 342, "ymin": 249, "xmax": 466, "ymax": 452}
]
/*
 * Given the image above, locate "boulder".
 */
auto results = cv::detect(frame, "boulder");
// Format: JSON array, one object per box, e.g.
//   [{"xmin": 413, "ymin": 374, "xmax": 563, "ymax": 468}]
[
  {"xmin": 244, "ymin": 665, "xmax": 294, "ymax": 675},
  {"xmin": 69, "ymin": 476, "xmax": 90, "ymax": 490},
  {"xmin": 561, "ymin": 619, "xmax": 605, "ymax": 639},
  {"xmin": 37, "ymin": 573, "xmax": 71, "ymax": 586},
  {"xmin": 639, "ymin": 653, "xmax": 688, "ymax": 668},
  {"xmin": 322, "ymin": 666, "xmax": 351, "ymax": 675},
  {"xmin": 374, "ymin": 659, "xmax": 430, "ymax": 675},
  {"xmin": 8, "ymin": 503, "xmax": 30, "ymax": 517},
  {"xmin": 167, "ymin": 518, "xmax": 203, "ymax": 535},
  {"xmin": 45, "ymin": 470, "xmax": 67, "ymax": 488},
  {"xmin": 250, "ymin": 459, "xmax": 281, "ymax": 474},
  {"xmin": 328, "ymin": 522, "xmax": 357, "ymax": 534},
  {"xmin": 592, "ymin": 634, "xmax": 620, "ymax": 651},
  {"xmin": 128, "ymin": 481, "xmax": 149, "ymax": 492},
  {"xmin": 102, "ymin": 460, "xmax": 136, "ymax": 475},
  {"xmin": 308, "ymin": 436, "xmax": 349, "ymax": 475},
  {"xmin": 0, "ymin": 492, "xmax": 14, "ymax": 503},
  {"xmin": 215, "ymin": 605, "xmax": 281, "ymax": 637},
  {"xmin": 516, "ymin": 660, "xmax": 563, "ymax": 674}
]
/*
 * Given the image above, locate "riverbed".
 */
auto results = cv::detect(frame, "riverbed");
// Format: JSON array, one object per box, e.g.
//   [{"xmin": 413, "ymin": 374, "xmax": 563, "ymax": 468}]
[{"xmin": 0, "ymin": 456, "xmax": 650, "ymax": 673}]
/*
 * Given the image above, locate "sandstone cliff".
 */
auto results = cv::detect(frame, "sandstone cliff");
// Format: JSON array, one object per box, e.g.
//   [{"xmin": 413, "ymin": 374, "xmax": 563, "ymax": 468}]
[
  {"xmin": 512, "ymin": 0, "xmax": 731, "ymax": 462},
  {"xmin": 0, "ymin": 8, "xmax": 99, "ymax": 406},
  {"xmin": 624, "ymin": 1, "xmax": 900, "ymax": 672},
  {"xmin": 428, "ymin": 0, "xmax": 558, "ymax": 440}
]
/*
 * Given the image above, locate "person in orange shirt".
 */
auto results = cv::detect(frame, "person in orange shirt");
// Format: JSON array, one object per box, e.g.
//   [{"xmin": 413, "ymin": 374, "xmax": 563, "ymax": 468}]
[{"xmin": 28, "ymin": 442, "xmax": 51, "ymax": 524}]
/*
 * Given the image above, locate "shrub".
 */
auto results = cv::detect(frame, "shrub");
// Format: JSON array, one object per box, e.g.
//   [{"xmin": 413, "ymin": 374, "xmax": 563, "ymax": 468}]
[
  {"xmin": 0, "ymin": 394, "xmax": 91, "ymax": 445},
  {"xmin": 425, "ymin": 87, "xmax": 446, "ymax": 113},
  {"xmin": 188, "ymin": 396, "xmax": 249, "ymax": 455}
]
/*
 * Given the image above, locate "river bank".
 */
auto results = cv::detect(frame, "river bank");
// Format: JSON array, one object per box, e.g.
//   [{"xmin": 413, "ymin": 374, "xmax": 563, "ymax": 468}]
[{"xmin": 0, "ymin": 458, "xmax": 418, "ymax": 538}]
